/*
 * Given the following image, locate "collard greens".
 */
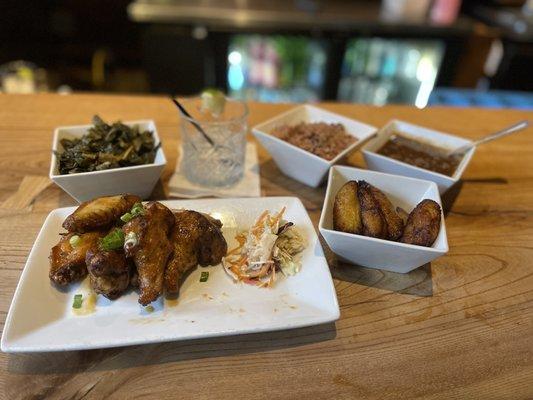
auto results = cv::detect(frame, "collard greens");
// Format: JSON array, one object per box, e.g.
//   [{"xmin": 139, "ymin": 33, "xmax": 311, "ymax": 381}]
[{"xmin": 57, "ymin": 115, "xmax": 159, "ymax": 174}]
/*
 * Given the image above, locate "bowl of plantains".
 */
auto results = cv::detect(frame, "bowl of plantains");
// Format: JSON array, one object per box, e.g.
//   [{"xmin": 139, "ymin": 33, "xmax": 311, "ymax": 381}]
[{"xmin": 319, "ymin": 166, "xmax": 448, "ymax": 273}]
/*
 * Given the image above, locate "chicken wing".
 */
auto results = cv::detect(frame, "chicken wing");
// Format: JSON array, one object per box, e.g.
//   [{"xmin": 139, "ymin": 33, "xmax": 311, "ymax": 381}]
[
  {"xmin": 89, "ymin": 273, "xmax": 131, "ymax": 300},
  {"xmin": 63, "ymin": 194, "xmax": 141, "ymax": 233},
  {"xmin": 49, "ymin": 231, "xmax": 103, "ymax": 286},
  {"xmin": 196, "ymin": 213, "xmax": 227, "ymax": 266},
  {"xmin": 86, "ymin": 245, "xmax": 131, "ymax": 299},
  {"xmin": 123, "ymin": 201, "xmax": 175, "ymax": 305},
  {"xmin": 401, "ymin": 199, "xmax": 442, "ymax": 247},
  {"xmin": 164, "ymin": 211, "xmax": 227, "ymax": 293},
  {"xmin": 86, "ymin": 247, "xmax": 129, "ymax": 277}
]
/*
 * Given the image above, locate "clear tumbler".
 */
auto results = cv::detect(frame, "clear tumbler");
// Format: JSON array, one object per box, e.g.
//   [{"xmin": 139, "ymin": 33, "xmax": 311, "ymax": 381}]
[{"xmin": 179, "ymin": 97, "xmax": 248, "ymax": 187}]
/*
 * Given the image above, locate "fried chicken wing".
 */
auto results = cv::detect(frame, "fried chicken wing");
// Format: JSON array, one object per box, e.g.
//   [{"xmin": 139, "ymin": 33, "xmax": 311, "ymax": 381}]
[
  {"xmin": 164, "ymin": 211, "xmax": 227, "ymax": 293},
  {"xmin": 123, "ymin": 201, "xmax": 174, "ymax": 305},
  {"xmin": 86, "ymin": 247, "xmax": 129, "ymax": 277},
  {"xmin": 368, "ymin": 184, "xmax": 404, "ymax": 241},
  {"xmin": 199, "ymin": 212, "xmax": 223, "ymax": 228},
  {"xmin": 85, "ymin": 245, "xmax": 131, "ymax": 299},
  {"xmin": 90, "ymin": 273, "xmax": 130, "ymax": 300},
  {"xmin": 63, "ymin": 194, "xmax": 141, "ymax": 233},
  {"xmin": 49, "ymin": 231, "xmax": 103, "ymax": 286},
  {"xmin": 333, "ymin": 180, "xmax": 362, "ymax": 234},
  {"xmin": 401, "ymin": 199, "xmax": 442, "ymax": 247},
  {"xmin": 196, "ymin": 213, "xmax": 227, "ymax": 266},
  {"xmin": 358, "ymin": 181, "xmax": 387, "ymax": 239}
]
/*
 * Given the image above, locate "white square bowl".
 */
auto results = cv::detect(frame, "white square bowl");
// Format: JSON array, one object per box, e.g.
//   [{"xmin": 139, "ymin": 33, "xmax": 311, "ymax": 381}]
[
  {"xmin": 252, "ymin": 104, "xmax": 377, "ymax": 187},
  {"xmin": 362, "ymin": 120, "xmax": 475, "ymax": 194},
  {"xmin": 319, "ymin": 166, "xmax": 448, "ymax": 273},
  {"xmin": 50, "ymin": 120, "xmax": 166, "ymax": 202}
]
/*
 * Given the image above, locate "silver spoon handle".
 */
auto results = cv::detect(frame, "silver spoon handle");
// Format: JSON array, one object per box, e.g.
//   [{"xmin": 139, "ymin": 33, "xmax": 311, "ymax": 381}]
[
  {"xmin": 472, "ymin": 120, "xmax": 529, "ymax": 147},
  {"xmin": 451, "ymin": 120, "xmax": 529, "ymax": 155}
]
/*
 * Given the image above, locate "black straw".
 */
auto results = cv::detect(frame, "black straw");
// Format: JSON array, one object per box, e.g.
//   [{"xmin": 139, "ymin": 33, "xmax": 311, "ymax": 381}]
[{"xmin": 171, "ymin": 97, "xmax": 215, "ymax": 146}]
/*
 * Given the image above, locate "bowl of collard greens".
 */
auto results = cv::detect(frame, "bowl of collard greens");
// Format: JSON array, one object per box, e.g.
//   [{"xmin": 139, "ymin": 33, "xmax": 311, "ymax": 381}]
[{"xmin": 50, "ymin": 116, "xmax": 166, "ymax": 202}]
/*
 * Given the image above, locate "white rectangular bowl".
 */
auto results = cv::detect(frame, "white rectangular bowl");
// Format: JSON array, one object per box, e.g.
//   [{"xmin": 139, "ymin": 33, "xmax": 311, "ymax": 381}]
[
  {"xmin": 362, "ymin": 120, "xmax": 475, "ymax": 194},
  {"xmin": 1, "ymin": 197, "xmax": 339, "ymax": 353},
  {"xmin": 252, "ymin": 104, "xmax": 377, "ymax": 188},
  {"xmin": 50, "ymin": 120, "xmax": 166, "ymax": 202},
  {"xmin": 319, "ymin": 166, "xmax": 448, "ymax": 273}
]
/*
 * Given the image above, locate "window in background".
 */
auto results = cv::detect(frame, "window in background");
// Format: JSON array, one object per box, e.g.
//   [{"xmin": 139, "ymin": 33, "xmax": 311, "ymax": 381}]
[
  {"xmin": 338, "ymin": 39, "xmax": 444, "ymax": 107},
  {"xmin": 227, "ymin": 35, "xmax": 327, "ymax": 103}
]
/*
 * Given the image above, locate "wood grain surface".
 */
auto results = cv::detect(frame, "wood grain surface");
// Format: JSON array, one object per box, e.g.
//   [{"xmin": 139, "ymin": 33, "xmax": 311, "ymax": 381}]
[{"xmin": 0, "ymin": 93, "xmax": 532, "ymax": 400}]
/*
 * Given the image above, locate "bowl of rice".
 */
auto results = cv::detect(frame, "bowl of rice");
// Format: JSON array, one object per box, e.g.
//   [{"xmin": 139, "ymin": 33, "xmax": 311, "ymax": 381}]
[{"xmin": 252, "ymin": 105, "xmax": 376, "ymax": 187}]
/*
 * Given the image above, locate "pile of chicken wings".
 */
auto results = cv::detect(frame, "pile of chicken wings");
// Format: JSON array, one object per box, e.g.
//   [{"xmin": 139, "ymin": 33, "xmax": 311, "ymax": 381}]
[{"xmin": 49, "ymin": 194, "xmax": 227, "ymax": 305}]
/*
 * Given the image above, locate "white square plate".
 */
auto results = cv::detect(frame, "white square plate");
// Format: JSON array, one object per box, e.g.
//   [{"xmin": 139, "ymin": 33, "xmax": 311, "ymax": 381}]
[
  {"xmin": 362, "ymin": 120, "xmax": 475, "ymax": 194},
  {"xmin": 252, "ymin": 104, "xmax": 376, "ymax": 187},
  {"xmin": 1, "ymin": 197, "xmax": 339, "ymax": 353},
  {"xmin": 319, "ymin": 166, "xmax": 448, "ymax": 273}
]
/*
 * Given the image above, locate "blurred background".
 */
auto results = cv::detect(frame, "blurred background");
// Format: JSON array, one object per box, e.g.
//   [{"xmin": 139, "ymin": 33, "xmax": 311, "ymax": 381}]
[{"xmin": 0, "ymin": 0, "xmax": 532, "ymax": 108}]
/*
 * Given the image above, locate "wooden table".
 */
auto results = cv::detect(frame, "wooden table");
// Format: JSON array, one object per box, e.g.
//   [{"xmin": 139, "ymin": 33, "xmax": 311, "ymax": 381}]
[{"xmin": 0, "ymin": 93, "xmax": 532, "ymax": 399}]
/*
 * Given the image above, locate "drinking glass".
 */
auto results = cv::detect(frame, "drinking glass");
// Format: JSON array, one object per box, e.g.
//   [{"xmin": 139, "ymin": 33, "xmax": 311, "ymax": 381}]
[{"xmin": 179, "ymin": 96, "xmax": 248, "ymax": 187}]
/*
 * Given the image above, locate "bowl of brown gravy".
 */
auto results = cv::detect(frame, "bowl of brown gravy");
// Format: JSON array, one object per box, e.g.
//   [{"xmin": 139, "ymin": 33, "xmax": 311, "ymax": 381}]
[{"xmin": 362, "ymin": 120, "xmax": 475, "ymax": 193}]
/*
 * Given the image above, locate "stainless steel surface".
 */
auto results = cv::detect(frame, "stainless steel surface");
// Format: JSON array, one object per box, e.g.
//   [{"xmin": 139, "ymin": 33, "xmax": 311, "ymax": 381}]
[
  {"xmin": 128, "ymin": 0, "xmax": 472, "ymax": 32},
  {"xmin": 128, "ymin": 0, "xmax": 373, "ymax": 28}
]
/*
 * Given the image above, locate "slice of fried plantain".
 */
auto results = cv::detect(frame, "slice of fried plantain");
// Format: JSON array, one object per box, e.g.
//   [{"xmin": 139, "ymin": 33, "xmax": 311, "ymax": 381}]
[
  {"xmin": 396, "ymin": 206, "xmax": 409, "ymax": 225},
  {"xmin": 368, "ymin": 184, "xmax": 404, "ymax": 241},
  {"xmin": 401, "ymin": 199, "xmax": 442, "ymax": 247},
  {"xmin": 357, "ymin": 180, "xmax": 387, "ymax": 239},
  {"xmin": 333, "ymin": 180, "xmax": 362, "ymax": 234}
]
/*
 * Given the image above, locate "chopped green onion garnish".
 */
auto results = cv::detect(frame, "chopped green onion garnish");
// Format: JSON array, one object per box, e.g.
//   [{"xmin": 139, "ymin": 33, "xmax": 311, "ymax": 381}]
[
  {"xmin": 145, "ymin": 305, "xmax": 154, "ymax": 313},
  {"xmin": 69, "ymin": 235, "xmax": 81, "ymax": 247},
  {"xmin": 120, "ymin": 203, "xmax": 144, "ymax": 223},
  {"xmin": 72, "ymin": 294, "xmax": 83, "ymax": 309},
  {"xmin": 200, "ymin": 271, "xmax": 209, "ymax": 282},
  {"xmin": 100, "ymin": 228, "xmax": 125, "ymax": 251},
  {"xmin": 130, "ymin": 202, "xmax": 144, "ymax": 217},
  {"xmin": 120, "ymin": 212, "xmax": 133, "ymax": 223}
]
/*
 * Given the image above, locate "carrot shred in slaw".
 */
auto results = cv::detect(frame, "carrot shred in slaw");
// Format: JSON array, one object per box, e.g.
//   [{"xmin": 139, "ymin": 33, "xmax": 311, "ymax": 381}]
[{"xmin": 222, "ymin": 207, "xmax": 305, "ymax": 287}]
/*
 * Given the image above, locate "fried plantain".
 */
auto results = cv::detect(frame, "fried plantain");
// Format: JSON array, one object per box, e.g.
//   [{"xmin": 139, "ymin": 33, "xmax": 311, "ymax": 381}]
[
  {"xmin": 401, "ymin": 199, "xmax": 442, "ymax": 247},
  {"xmin": 368, "ymin": 184, "xmax": 404, "ymax": 241},
  {"xmin": 333, "ymin": 181, "xmax": 362, "ymax": 234},
  {"xmin": 357, "ymin": 180, "xmax": 387, "ymax": 239},
  {"xmin": 396, "ymin": 206, "xmax": 409, "ymax": 225}
]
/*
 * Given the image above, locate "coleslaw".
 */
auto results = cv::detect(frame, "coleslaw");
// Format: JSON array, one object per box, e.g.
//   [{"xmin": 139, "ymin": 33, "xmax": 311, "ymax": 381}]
[{"xmin": 222, "ymin": 207, "xmax": 306, "ymax": 287}]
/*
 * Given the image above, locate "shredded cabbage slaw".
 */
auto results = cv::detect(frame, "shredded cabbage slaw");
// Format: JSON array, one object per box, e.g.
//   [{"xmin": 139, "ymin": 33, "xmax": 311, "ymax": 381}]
[{"xmin": 222, "ymin": 208, "xmax": 305, "ymax": 287}]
